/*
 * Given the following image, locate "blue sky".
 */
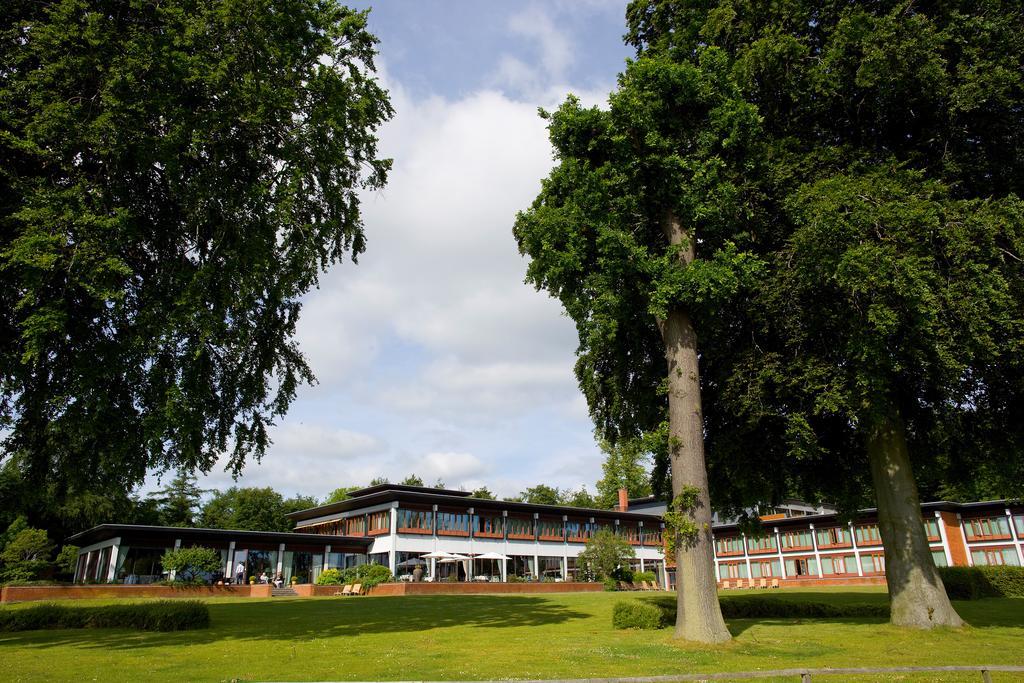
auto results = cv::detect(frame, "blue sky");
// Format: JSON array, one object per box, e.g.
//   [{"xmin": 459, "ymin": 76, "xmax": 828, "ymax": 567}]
[{"xmin": 179, "ymin": 1, "xmax": 636, "ymax": 501}]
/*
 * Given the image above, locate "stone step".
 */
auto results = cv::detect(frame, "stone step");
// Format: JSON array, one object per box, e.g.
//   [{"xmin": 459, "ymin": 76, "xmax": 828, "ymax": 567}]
[{"xmin": 271, "ymin": 587, "xmax": 298, "ymax": 597}]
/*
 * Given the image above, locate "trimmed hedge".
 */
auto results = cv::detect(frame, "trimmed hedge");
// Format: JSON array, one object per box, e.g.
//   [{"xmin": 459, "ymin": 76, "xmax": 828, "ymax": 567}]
[
  {"xmin": 613, "ymin": 596, "xmax": 888, "ymax": 630},
  {"xmin": 938, "ymin": 566, "xmax": 1024, "ymax": 600},
  {"xmin": 0, "ymin": 600, "xmax": 210, "ymax": 632}
]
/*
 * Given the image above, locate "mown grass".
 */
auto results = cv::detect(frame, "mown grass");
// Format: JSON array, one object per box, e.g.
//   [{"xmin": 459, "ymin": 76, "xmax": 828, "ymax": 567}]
[{"xmin": 1, "ymin": 587, "xmax": 1022, "ymax": 682}]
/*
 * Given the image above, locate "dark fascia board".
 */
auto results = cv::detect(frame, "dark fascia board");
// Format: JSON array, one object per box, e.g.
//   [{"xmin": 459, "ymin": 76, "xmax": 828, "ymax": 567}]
[
  {"xmin": 710, "ymin": 500, "xmax": 1016, "ymax": 534},
  {"xmin": 345, "ymin": 483, "xmax": 474, "ymax": 499},
  {"xmin": 66, "ymin": 524, "xmax": 373, "ymax": 547},
  {"xmin": 287, "ymin": 489, "xmax": 664, "ymax": 524}
]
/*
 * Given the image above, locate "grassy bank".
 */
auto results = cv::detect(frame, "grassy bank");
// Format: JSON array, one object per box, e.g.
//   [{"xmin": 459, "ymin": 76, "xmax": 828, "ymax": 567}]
[{"xmin": 1, "ymin": 588, "xmax": 1022, "ymax": 681}]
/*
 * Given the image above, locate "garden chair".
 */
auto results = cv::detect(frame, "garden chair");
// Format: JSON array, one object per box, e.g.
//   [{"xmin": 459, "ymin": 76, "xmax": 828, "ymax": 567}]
[
  {"xmin": 771, "ymin": 578, "xmax": 780, "ymax": 589},
  {"xmin": 736, "ymin": 579, "xmax": 746, "ymax": 589},
  {"xmin": 350, "ymin": 583, "xmax": 363, "ymax": 595},
  {"xmin": 759, "ymin": 578, "xmax": 768, "ymax": 589},
  {"xmin": 339, "ymin": 584, "xmax": 353, "ymax": 596},
  {"xmin": 721, "ymin": 580, "xmax": 731, "ymax": 590}
]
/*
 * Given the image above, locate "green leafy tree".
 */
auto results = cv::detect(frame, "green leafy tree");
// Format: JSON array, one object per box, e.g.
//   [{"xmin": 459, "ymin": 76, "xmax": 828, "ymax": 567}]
[
  {"xmin": 519, "ymin": 485, "xmax": 563, "ymax": 506},
  {"xmin": 620, "ymin": 0, "xmax": 1024, "ymax": 630},
  {"xmin": 470, "ymin": 486, "xmax": 496, "ymax": 500},
  {"xmin": 514, "ymin": 4, "xmax": 767, "ymax": 641},
  {"xmin": 161, "ymin": 546, "xmax": 223, "ymax": 583},
  {"xmin": 431, "ymin": 478, "xmax": 446, "ymax": 489},
  {"xmin": 595, "ymin": 438, "xmax": 653, "ymax": 509},
  {"xmin": 283, "ymin": 495, "xmax": 318, "ymax": 516},
  {"xmin": 400, "ymin": 475, "xmax": 424, "ymax": 486},
  {"xmin": 369, "ymin": 476, "xmax": 390, "ymax": 486},
  {"xmin": 0, "ymin": 527, "xmax": 54, "ymax": 582},
  {"xmin": 0, "ymin": 1, "xmax": 393, "ymax": 509},
  {"xmin": 561, "ymin": 487, "xmax": 597, "ymax": 509},
  {"xmin": 200, "ymin": 486, "xmax": 296, "ymax": 531},
  {"xmin": 55, "ymin": 545, "xmax": 80, "ymax": 577},
  {"xmin": 149, "ymin": 471, "xmax": 206, "ymax": 527},
  {"xmin": 324, "ymin": 485, "xmax": 360, "ymax": 504},
  {"xmin": 576, "ymin": 530, "xmax": 636, "ymax": 582}
]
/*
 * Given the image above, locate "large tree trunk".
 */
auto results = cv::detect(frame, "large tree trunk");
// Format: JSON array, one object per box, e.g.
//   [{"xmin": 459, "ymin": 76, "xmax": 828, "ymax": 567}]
[
  {"xmin": 867, "ymin": 410, "xmax": 963, "ymax": 628},
  {"xmin": 661, "ymin": 211, "xmax": 731, "ymax": 644}
]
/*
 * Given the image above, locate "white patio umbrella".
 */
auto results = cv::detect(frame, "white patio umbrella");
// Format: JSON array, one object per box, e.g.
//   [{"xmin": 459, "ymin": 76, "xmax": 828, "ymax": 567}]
[
  {"xmin": 419, "ymin": 551, "xmax": 453, "ymax": 559},
  {"xmin": 475, "ymin": 552, "xmax": 510, "ymax": 560}
]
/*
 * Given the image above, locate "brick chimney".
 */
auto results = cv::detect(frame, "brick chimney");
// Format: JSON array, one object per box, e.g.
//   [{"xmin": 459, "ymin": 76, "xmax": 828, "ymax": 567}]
[{"xmin": 617, "ymin": 488, "xmax": 629, "ymax": 512}]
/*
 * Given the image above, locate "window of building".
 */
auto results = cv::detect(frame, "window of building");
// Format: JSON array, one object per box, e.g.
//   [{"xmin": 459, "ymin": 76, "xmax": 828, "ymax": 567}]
[
  {"xmin": 283, "ymin": 551, "xmax": 323, "ymax": 584},
  {"xmin": 367, "ymin": 552, "xmax": 388, "ymax": 567},
  {"xmin": 816, "ymin": 527, "xmax": 851, "ymax": 547},
  {"xmin": 820, "ymin": 555, "xmax": 857, "ymax": 575},
  {"xmin": 780, "ymin": 530, "xmax": 814, "ymax": 550},
  {"xmin": 964, "ymin": 516, "xmax": 1011, "ymax": 541},
  {"xmin": 537, "ymin": 517, "xmax": 564, "ymax": 540},
  {"xmin": 565, "ymin": 520, "xmax": 591, "ymax": 542},
  {"xmin": 855, "ymin": 524, "xmax": 882, "ymax": 545},
  {"xmin": 923, "ymin": 517, "xmax": 941, "ymax": 540},
  {"xmin": 344, "ymin": 516, "xmax": 365, "ymax": 536},
  {"xmin": 861, "ymin": 553, "xmax": 885, "ymax": 574},
  {"xmin": 784, "ymin": 557, "xmax": 817, "ymax": 577},
  {"xmin": 367, "ymin": 510, "xmax": 390, "ymax": 535},
  {"xmin": 644, "ymin": 528, "xmax": 663, "ymax": 546},
  {"xmin": 747, "ymin": 534, "xmax": 777, "ymax": 553},
  {"xmin": 116, "ymin": 547, "xmax": 170, "ymax": 584},
  {"xmin": 327, "ymin": 552, "xmax": 365, "ymax": 570},
  {"xmin": 395, "ymin": 551, "xmax": 431, "ymax": 580},
  {"xmin": 475, "ymin": 514, "xmax": 504, "ymax": 538},
  {"xmin": 716, "ymin": 536, "xmax": 744, "ymax": 555},
  {"xmin": 507, "ymin": 516, "xmax": 535, "ymax": 539},
  {"xmin": 436, "ymin": 511, "xmax": 470, "ymax": 535},
  {"xmin": 397, "ymin": 508, "xmax": 432, "ymax": 534},
  {"xmin": 931, "ymin": 550, "xmax": 948, "ymax": 567},
  {"xmin": 750, "ymin": 559, "xmax": 781, "ymax": 578},
  {"xmin": 508, "ymin": 555, "xmax": 536, "ymax": 579},
  {"xmin": 619, "ymin": 524, "xmax": 641, "ymax": 544},
  {"xmin": 1014, "ymin": 514, "xmax": 1024, "ymax": 537},
  {"xmin": 538, "ymin": 556, "xmax": 563, "ymax": 580},
  {"xmin": 971, "ymin": 547, "xmax": 1020, "ymax": 566},
  {"xmin": 237, "ymin": 549, "xmax": 278, "ymax": 582},
  {"xmin": 718, "ymin": 562, "xmax": 748, "ymax": 580}
]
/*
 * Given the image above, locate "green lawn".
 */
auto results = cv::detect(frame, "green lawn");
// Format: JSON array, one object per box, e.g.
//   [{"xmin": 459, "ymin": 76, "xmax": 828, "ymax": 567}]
[{"xmin": 1, "ymin": 588, "xmax": 1022, "ymax": 682}]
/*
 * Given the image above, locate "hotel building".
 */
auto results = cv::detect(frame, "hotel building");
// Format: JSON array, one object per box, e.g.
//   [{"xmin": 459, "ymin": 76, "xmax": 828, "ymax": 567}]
[{"xmin": 69, "ymin": 483, "xmax": 1023, "ymax": 587}]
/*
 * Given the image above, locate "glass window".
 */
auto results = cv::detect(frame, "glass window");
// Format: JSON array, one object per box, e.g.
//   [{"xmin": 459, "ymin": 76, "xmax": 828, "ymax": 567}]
[
  {"xmin": 923, "ymin": 518, "xmax": 941, "ymax": 539},
  {"xmin": 475, "ymin": 514, "xmax": 504, "ymax": 537},
  {"xmin": 395, "ymin": 551, "xmax": 431, "ymax": 580},
  {"xmin": 931, "ymin": 550, "xmax": 948, "ymax": 567},
  {"xmin": 861, "ymin": 553, "xmax": 885, "ymax": 574},
  {"xmin": 965, "ymin": 516, "xmax": 1011, "ymax": 540},
  {"xmin": 437, "ymin": 511, "xmax": 470, "ymax": 534},
  {"xmin": 367, "ymin": 552, "xmax": 388, "ymax": 567},
  {"xmin": 507, "ymin": 516, "xmax": 535, "ymax": 538},
  {"xmin": 619, "ymin": 524, "xmax": 641, "ymax": 543},
  {"xmin": 747, "ymin": 534, "xmax": 777, "ymax": 553},
  {"xmin": 816, "ymin": 527, "xmax": 850, "ymax": 547},
  {"xmin": 283, "ymin": 551, "xmax": 322, "ymax": 584},
  {"xmin": 855, "ymin": 524, "xmax": 882, "ymax": 545},
  {"xmin": 344, "ymin": 516, "xmax": 365, "ymax": 536},
  {"xmin": 785, "ymin": 557, "xmax": 817, "ymax": 577},
  {"xmin": 971, "ymin": 547, "xmax": 1020, "ymax": 566},
  {"xmin": 781, "ymin": 530, "xmax": 813, "ymax": 550},
  {"xmin": 716, "ymin": 536, "xmax": 744, "ymax": 555},
  {"xmin": 236, "ymin": 549, "xmax": 279, "ymax": 583},
  {"xmin": 750, "ymin": 560, "xmax": 780, "ymax": 578},
  {"xmin": 821, "ymin": 555, "xmax": 854, "ymax": 575},
  {"xmin": 537, "ymin": 518, "xmax": 564, "ymax": 539},
  {"xmin": 1015, "ymin": 515, "xmax": 1024, "ymax": 536},
  {"xmin": 566, "ymin": 520, "xmax": 591, "ymax": 541},
  {"xmin": 538, "ymin": 556, "xmax": 563, "ymax": 580},
  {"xmin": 367, "ymin": 511, "xmax": 390, "ymax": 534},
  {"xmin": 508, "ymin": 555, "xmax": 536, "ymax": 579},
  {"xmin": 397, "ymin": 508, "xmax": 432, "ymax": 533},
  {"xmin": 643, "ymin": 528, "xmax": 663, "ymax": 545},
  {"xmin": 718, "ymin": 562, "xmax": 748, "ymax": 580},
  {"xmin": 116, "ymin": 547, "xmax": 168, "ymax": 584}
]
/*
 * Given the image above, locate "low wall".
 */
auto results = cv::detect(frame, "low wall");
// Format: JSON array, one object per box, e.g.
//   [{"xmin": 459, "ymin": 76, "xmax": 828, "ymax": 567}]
[
  {"xmin": 368, "ymin": 581, "xmax": 605, "ymax": 596},
  {"xmin": 0, "ymin": 583, "xmax": 262, "ymax": 603},
  {"xmin": 717, "ymin": 576, "xmax": 887, "ymax": 590}
]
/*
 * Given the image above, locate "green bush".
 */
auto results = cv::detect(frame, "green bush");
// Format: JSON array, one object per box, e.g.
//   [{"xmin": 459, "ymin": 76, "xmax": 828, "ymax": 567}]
[
  {"xmin": 938, "ymin": 566, "xmax": 1024, "ymax": 599},
  {"xmin": 612, "ymin": 601, "xmax": 670, "ymax": 629},
  {"xmin": 633, "ymin": 570, "xmax": 657, "ymax": 584},
  {"xmin": 0, "ymin": 600, "xmax": 210, "ymax": 632},
  {"xmin": 338, "ymin": 563, "xmax": 393, "ymax": 588},
  {"xmin": 316, "ymin": 569, "xmax": 343, "ymax": 586},
  {"xmin": 161, "ymin": 546, "xmax": 223, "ymax": 583},
  {"xmin": 612, "ymin": 596, "xmax": 889, "ymax": 630},
  {"xmin": 602, "ymin": 577, "xmax": 618, "ymax": 592}
]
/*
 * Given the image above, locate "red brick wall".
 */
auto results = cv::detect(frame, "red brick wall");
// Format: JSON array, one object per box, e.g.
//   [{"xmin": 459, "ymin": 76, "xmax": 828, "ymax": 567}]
[{"xmin": 717, "ymin": 576, "xmax": 886, "ymax": 589}]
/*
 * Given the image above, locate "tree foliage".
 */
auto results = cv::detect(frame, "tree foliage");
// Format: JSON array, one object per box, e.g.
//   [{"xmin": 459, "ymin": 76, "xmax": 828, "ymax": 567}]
[
  {"xmin": 148, "ymin": 471, "xmax": 206, "ymax": 527},
  {"xmin": 518, "ymin": 484, "xmax": 563, "ymax": 506},
  {"xmin": 199, "ymin": 486, "xmax": 311, "ymax": 532},
  {"xmin": 0, "ymin": 0, "xmax": 393, "ymax": 504},
  {"xmin": 324, "ymin": 485, "xmax": 360, "ymax": 504},
  {"xmin": 400, "ymin": 475, "xmax": 424, "ymax": 486},
  {"xmin": 577, "ymin": 530, "xmax": 636, "ymax": 582},
  {"xmin": 0, "ymin": 526, "xmax": 54, "ymax": 582},
  {"xmin": 161, "ymin": 546, "xmax": 222, "ymax": 583},
  {"xmin": 595, "ymin": 438, "xmax": 653, "ymax": 509}
]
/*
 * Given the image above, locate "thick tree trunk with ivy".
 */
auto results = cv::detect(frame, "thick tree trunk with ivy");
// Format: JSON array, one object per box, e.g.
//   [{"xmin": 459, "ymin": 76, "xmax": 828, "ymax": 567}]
[
  {"xmin": 867, "ymin": 410, "xmax": 963, "ymax": 629},
  {"xmin": 661, "ymin": 211, "xmax": 731, "ymax": 644}
]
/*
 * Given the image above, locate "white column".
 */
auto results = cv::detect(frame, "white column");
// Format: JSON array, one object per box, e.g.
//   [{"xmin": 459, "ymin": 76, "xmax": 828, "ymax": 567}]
[
  {"xmin": 775, "ymin": 528, "xmax": 787, "ymax": 579},
  {"xmin": 501, "ymin": 557, "xmax": 507, "ymax": 582},
  {"xmin": 169, "ymin": 538, "xmax": 182, "ymax": 581},
  {"xmin": 323, "ymin": 545, "xmax": 331, "ymax": 571},
  {"xmin": 850, "ymin": 523, "xmax": 863, "ymax": 577},
  {"xmin": 73, "ymin": 552, "xmax": 85, "ymax": 583},
  {"xmin": 562, "ymin": 515, "xmax": 569, "ymax": 581},
  {"xmin": 225, "ymin": 541, "xmax": 236, "ymax": 580},
  {"xmin": 276, "ymin": 542, "xmax": 285, "ymax": 577},
  {"xmin": 810, "ymin": 524, "xmax": 823, "ymax": 578},
  {"xmin": 1006, "ymin": 508, "xmax": 1024, "ymax": 565},
  {"xmin": 105, "ymin": 538, "xmax": 121, "ymax": 583},
  {"xmin": 958, "ymin": 514, "xmax": 974, "ymax": 566},
  {"xmin": 935, "ymin": 511, "xmax": 954, "ymax": 567},
  {"xmin": 389, "ymin": 505, "xmax": 398, "ymax": 575},
  {"xmin": 711, "ymin": 532, "xmax": 719, "ymax": 580}
]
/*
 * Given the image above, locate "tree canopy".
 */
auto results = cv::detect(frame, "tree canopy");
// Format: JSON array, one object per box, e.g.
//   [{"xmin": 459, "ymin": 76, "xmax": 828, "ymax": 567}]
[
  {"xmin": 0, "ymin": 0, "xmax": 392, "ymax": 511},
  {"xmin": 149, "ymin": 471, "xmax": 206, "ymax": 528},
  {"xmin": 199, "ymin": 486, "xmax": 314, "ymax": 532},
  {"xmin": 595, "ymin": 438, "xmax": 653, "ymax": 509}
]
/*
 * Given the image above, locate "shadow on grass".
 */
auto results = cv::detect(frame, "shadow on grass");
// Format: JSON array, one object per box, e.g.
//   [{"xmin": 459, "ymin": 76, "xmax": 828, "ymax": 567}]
[{"xmin": 0, "ymin": 594, "xmax": 590, "ymax": 651}]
